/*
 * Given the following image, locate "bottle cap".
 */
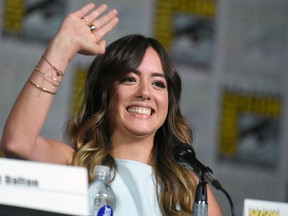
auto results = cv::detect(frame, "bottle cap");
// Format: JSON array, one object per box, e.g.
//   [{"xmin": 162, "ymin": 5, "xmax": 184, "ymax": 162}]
[{"xmin": 93, "ymin": 165, "xmax": 110, "ymax": 176}]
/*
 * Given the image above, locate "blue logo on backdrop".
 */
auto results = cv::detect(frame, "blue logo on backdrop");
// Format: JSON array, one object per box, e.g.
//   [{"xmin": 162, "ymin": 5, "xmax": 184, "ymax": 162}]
[{"xmin": 97, "ymin": 205, "xmax": 113, "ymax": 216}]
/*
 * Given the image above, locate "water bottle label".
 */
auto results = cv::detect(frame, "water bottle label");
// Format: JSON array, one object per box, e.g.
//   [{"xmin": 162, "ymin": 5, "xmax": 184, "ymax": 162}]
[{"xmin": 96, "ymin": 205, "xmax": 113, "ymax": 216}]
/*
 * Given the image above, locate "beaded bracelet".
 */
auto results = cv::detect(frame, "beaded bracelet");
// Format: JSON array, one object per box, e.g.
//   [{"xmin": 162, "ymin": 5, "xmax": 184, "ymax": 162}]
[
  {"xmin": 34, "ymin": 67, "xmax": 61, "ymax": 88},
  {"xmin": 28, "ymin": 55, "xmax": 64, "ymax": 95},
  {"xmin": 28, "ymin": 79, "xmax": 56, "ymax": 95},
  {"xmin": 41, "ymin": 55, "xmax": 64, "ymax": 77}
]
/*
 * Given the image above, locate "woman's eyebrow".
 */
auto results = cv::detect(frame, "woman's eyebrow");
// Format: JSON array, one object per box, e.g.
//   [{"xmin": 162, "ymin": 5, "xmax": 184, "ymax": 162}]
[
  {"xmin": 151, "ymin": 72, "xmax": 165, "ymax": 78},
  {"xmin": 133, "ymin": 70, "xmax": 165, "ymax": 78}
]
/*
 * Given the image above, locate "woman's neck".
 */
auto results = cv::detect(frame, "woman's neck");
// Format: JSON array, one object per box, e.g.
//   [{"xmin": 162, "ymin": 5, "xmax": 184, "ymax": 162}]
[{"xmin": 110, "ymin": 135, "xmax": 154, "ymax": 164}]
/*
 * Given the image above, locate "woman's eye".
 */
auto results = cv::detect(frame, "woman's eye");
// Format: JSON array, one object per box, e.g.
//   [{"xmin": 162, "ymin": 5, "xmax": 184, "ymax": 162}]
[
  {"xmin": 121, "ymin": 76, "xmax": 136, "ymax": 83},
  {"xmin": 153, "ymin": 81, "xmax": 166, "ymax": 89}
]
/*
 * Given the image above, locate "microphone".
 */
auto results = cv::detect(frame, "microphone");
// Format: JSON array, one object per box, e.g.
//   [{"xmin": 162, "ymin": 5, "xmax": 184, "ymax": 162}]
[
  {"xmin": 173, "ymin": 142, "xmax": 236, "ymax": 216},
  {"xmin": 172, "ymin": 143, "xmax": 221, "ymax": 189}
]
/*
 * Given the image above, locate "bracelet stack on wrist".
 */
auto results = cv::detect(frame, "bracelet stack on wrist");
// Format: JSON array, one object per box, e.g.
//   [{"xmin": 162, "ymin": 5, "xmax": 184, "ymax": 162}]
[{"xmin": 28, "ymin": 55, "xmax": 64, "ymax": 95}]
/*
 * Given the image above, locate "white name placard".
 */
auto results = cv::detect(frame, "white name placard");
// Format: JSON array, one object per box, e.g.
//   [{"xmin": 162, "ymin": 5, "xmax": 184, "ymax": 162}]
[
  {"xmin": 0, "ymin": 158, "xmax": 88, "ymax": 215},
  {"xmin": 243, "ymin": 199, "xmax": 288, "ymax": 216}
]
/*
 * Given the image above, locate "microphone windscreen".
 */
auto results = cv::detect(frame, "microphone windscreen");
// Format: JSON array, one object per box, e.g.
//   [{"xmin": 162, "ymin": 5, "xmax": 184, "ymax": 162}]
[{"xmin": 172, "ymin": 142, "xmax": 195, "ymax": 163}]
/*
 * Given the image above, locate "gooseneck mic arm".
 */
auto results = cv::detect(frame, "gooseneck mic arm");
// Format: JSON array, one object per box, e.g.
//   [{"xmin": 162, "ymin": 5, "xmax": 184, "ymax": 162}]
[
  {"xmin": 173, "ymin": 143, "xmax": 221, "ymax": 189},
  {"xmin": 173, "ymin": 143, "xmax": 235, "ymax": 216}
]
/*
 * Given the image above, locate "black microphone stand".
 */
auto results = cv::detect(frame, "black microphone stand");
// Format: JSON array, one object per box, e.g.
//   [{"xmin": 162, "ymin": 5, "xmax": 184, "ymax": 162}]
[
  {"xmin": 173, "ymin": 143, "xmax": 236, "ymax": 216},
  {"xmin": 193, "ymin": 174, "xmax": 208, "ymax": 216}
]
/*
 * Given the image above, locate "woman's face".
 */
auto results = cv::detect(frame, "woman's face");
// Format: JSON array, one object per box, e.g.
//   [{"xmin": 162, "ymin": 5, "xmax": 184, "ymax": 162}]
[{"xmin": 108, "ymin": 47, "xmax": 169, "ymax": 141}]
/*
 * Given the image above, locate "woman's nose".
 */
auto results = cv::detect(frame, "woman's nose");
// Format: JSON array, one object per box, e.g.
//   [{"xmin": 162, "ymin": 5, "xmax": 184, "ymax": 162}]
[{"xmin": 136, "ymin": 82, "xmax": 151, "ymax": 100}]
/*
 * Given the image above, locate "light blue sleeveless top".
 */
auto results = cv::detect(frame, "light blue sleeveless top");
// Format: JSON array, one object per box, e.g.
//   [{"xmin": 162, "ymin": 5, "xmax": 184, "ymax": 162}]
[{"xmin": 112, "ymin": 159, "xmax": 162, "ymax": 216}]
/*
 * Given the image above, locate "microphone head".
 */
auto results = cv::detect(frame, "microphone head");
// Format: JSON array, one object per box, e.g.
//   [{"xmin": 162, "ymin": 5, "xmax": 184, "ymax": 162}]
[
  {"xmin": 172, "ymin": 142, "xmax": 202, "ymax": 178},
  {"xmin": 172, "ymin": 142, "xmax": 195, "ymax": 163},
  {"xmin": 173, "ymin": 142, "xmax": 222, "ymax": 188}
]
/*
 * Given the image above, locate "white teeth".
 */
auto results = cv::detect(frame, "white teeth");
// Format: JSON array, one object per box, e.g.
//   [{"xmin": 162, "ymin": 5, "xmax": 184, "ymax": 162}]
[{"xmin": 127, "ymin": 107, "xmax": 152, "ymax": 115}]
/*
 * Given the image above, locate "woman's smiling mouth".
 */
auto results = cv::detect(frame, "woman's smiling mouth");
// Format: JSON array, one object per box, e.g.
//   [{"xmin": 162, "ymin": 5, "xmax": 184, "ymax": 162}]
[{"xmin": 127, "ymin": 106, "xmax": 153, "ymax": 116}]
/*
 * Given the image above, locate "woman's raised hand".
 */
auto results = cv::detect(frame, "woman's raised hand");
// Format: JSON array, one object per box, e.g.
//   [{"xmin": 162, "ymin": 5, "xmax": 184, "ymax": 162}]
[{"xmin": 53, "ymin": 3, "xmax": 119, "ymax": 57}]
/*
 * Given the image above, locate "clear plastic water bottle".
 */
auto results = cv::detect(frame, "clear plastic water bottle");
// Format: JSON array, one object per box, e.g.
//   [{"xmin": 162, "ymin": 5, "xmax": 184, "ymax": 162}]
[{"xmin": 88, "ymin": 165, "xmax": 116, "ymax": 216}]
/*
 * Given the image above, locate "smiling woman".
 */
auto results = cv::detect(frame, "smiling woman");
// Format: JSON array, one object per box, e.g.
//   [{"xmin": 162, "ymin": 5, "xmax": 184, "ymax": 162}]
[
  {"xmin": 107, "ymin": 47, "xmax": 169, "ymax": 149},
  {"xmin": 0, "ymin": 2, "xmax": 222, "ymax": 216}
]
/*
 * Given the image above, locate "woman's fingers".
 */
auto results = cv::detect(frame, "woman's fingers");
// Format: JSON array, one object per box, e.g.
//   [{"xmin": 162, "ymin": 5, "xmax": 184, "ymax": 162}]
[
  {"xmin": 76, "ymin": 3, "xmax": 117, "ymax": 29},
  {"xmin": 92, "ymin": 16, "xmax": 119, "ymax": 41},
  {"xmin": 75, "ymin": 3, "xmax": 119, "ymax": 39},
  {"xmin": 83, "ymin": 4, "xmax": 109, "ymax": 25},
  {"xmin": 91, "ymin": 9, "xmax": 118, "ymax": 30},
  {"xmin": 74, "ymin": 3, "xmax": 96, "ymax": 18},
  {"xmin": 59, "ymin": 2, "xmax": 119, "ymax": 55}
]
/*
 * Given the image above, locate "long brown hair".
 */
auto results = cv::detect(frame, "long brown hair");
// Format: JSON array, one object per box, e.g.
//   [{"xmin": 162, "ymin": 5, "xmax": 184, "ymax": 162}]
[{"xmin": 67, "ymin": 34, "xmax": 196, "ymax": 215}]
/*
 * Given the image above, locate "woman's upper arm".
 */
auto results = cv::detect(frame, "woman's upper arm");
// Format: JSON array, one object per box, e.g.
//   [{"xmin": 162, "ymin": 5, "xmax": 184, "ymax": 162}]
[
  {"xmin": 207, "ymin": 185, "xmax": 223, "ymax": 216},
  {"xmin": 2, "ymin": 134, "xmax": 74, "ymax": 165},
  {"xmin": 34, "ymin": 137, "xmax": 75, "ymax": 164}
]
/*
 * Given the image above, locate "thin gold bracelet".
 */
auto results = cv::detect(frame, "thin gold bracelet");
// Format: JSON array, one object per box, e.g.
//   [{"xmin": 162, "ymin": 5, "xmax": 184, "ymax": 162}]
[
  {"xmin": 28, "ymin": 79, "xmax": 56, "ymax": 95},
  {"xmin": 34, "ymin": 68, "xmax": 61, "ymax": 87},
  {"xmin": 41, "ymin": 55, "xmax": 64, "ymax": 77}
]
